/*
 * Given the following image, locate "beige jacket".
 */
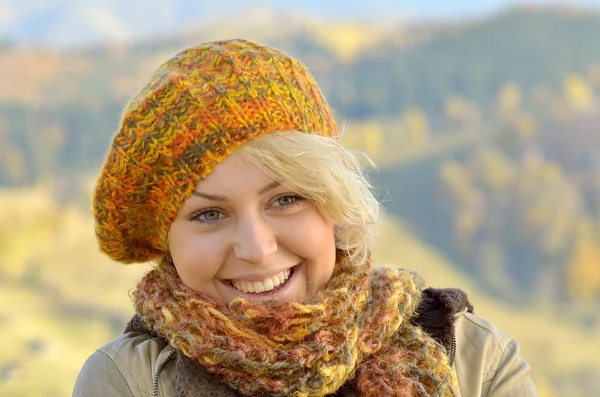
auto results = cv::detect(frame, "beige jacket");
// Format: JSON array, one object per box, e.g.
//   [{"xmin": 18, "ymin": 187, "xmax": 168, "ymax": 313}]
[{"xmin": 73, "ymin": 311, "xmax": 538, "ymax": 396}]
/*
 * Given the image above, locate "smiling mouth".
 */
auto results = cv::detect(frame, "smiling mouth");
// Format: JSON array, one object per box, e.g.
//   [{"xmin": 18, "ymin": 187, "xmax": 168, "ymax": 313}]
[{"xmin": 230, "ymin": 268, "xmax": 294, "ymax": 294}]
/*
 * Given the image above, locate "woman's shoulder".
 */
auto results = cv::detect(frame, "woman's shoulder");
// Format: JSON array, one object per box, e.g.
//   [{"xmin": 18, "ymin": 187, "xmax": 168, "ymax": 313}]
[
  {"xmin": 414, "ymin": 287, "xmax": 538, "ymax": 396},
  {"xmin": 453, "ymin": 311, "xmax": 538, "ymax": 396},
  {"xmin": 73, "ymin": 332, "xmax": 176, "ymax": 397},
  {"xmin": 455, "ymin": 311, "xmax": 513, "ymax": 353},
  {"xmin": 98, "ymin": 331, "xmax": 172, "ymax": 362}
]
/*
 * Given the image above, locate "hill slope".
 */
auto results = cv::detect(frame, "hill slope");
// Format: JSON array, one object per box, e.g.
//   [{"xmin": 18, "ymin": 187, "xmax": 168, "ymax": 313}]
[{"xmin": 327, "ymin": 8, "xmax": 600, "ymax": 119}]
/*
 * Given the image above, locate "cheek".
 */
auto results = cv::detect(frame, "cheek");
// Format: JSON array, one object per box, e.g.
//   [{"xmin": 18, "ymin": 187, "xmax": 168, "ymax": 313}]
[
  {"xmin": 287, "ymin": 215, "xmax": 336, "ymax": 283},
  {"xmin": 286, "ymin": 214, "xmax": 335, "ymax": 253},
  {"xmin": 167, "ymin": 225, "xmax": 224, "ymax": 290}
]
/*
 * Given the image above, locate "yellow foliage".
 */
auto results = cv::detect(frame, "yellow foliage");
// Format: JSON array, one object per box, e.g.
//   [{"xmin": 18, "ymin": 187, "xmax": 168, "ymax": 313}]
[
  {"xmin": 563, "ymin": 74, "xmax": 594, "ymax": 110},
  {"xmin": 439, "ymin": 161, "xmax": 471, "ymax": 192},
  {"xmin": 444, "ymin": 96, "xmax": 479, "ymax": 122},
  {"xmin": 340, "ymin": 127, "xmax": 361, "ymax": 150},
  {"xmin": 0, "ymin": 186, "xmax": 59, "ymax": 278},
  {"xmin": 444, "ymin": 96, "xmax": 481, "ymax": 129},
  {"xmin": 478, "ymin": 150, "xmax": 515, "ymax": 191},
  {"xmin": 341, "ymin": 120, "xmax": 384, "ymax": 160},
  {"xmin": 534, "ymin": 378, "xmax": 556, "ymax": 397},
  {"xmin": 362, "ymin": 121, "xmax": 384, "ymax": 159},
  {"xmin": 454, "ymin": 209, "xmax": 480, "ymax": 250},
  {"xmin": 515, "ymin": 112, "xmax": 537, "ymax": 140},
  {"xmin": 566, "ymin": 221, "xmax": 600, "ymax": 301},
  {"xmin": 539, "ymin": 162, "xmax": 565, "ymax": 185},
  {"xmin": 526, "ymin": 202, "xmax": 552, "ymax": 229},
  {"xmin": 439, "ymin": 161, "xmax": 483, "ymax": 206},
  {"xmin": 402, "ymin": 106, "xmax": 429, "ymax": 147},
  {"xmin": 308, "ymin": 22, "xmax": 393, "ymax": 61},
  {"xmin": 497, "ymin": 82, "xmax": 522, "ymax": 113},
  {"xmin": 542, "ymin": 209, "xmax": 576, "ymax": 255}
]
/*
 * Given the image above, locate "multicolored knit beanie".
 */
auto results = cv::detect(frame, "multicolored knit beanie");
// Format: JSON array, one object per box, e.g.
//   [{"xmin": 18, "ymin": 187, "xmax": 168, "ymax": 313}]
[{"xmin": 94, "ymin": 39, "xmax": 338, "ymax": 264}]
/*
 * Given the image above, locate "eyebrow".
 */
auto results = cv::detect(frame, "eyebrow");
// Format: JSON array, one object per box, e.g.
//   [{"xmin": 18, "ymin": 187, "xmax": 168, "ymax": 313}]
[{"xmin": 192, "ymin": 181, "xmax": 281, "ymax": 201}]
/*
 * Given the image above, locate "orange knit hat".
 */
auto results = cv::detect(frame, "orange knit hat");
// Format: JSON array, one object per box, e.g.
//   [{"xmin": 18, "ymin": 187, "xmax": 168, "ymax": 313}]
[{"xmin": 93, "ymin": 39, "xmax": 338, "ymax": 264}]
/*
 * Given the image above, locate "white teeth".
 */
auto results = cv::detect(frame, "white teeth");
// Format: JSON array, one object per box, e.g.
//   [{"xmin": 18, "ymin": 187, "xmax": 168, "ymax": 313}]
[
  {"xmin": 232, "ymin": 269, "xmax": 292, "ymax": 294},
  {"xmin": 253, "ymin": 282, "xmax": 265, "ymax": 293},
  {"xmin": 264, "ymin": 278, "xmax": 274, "ymax": 291},
  {"xmin": 272, "ymin": 275, "xmax": 281, "ymax": 287}
]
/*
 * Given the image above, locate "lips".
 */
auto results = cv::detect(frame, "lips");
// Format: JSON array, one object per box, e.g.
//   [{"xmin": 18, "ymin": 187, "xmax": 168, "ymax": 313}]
[{"xmin": 231, "ymin": 269, "xmax": 292, "ymax": 293}]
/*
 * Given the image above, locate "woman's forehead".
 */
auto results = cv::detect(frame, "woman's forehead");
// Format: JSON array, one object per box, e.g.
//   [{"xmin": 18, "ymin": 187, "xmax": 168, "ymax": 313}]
[{"xmin": 191, "ymin": 153, "xmax": 282, "ymax": 198}]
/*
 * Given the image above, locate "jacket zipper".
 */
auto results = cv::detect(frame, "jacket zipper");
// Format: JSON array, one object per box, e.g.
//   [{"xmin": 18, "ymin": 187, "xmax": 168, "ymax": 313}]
[
  {"xmin": 449, "ymin": 328, "xmax": 457, "ymax": 367},
  {"xmin": 153, "ymin": 349, "xmax": 177, "ymax": 397}
]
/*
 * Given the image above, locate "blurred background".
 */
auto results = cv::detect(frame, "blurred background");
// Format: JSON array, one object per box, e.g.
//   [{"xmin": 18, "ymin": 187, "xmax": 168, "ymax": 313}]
[{"xmin": 1, "ymin": 0, "xmax": 600, "ymax": 395}]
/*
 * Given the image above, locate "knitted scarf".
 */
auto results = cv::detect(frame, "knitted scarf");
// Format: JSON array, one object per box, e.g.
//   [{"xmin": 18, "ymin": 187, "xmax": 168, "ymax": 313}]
[{"xmin": 133, "ymin": 252, "xmax": 458, "ymax": 396}]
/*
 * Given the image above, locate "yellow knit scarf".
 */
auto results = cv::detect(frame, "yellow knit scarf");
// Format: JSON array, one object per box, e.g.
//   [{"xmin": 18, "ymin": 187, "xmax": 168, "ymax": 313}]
[{"xmin": 133, "ymin": 253, "xmax": 458, "ymax": 396}]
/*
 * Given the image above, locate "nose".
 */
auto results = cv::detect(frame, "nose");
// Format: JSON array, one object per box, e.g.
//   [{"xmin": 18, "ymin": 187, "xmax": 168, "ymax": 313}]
[{"xmin": 233, "ymin": 214, "xmax": 277, "ymax": 265}]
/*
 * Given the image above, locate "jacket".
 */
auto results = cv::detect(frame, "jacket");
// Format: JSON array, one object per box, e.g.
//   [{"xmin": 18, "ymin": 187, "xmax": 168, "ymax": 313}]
[{"xmin": 73, "ymin": 289, "xmax": 539, "ymax": 396}]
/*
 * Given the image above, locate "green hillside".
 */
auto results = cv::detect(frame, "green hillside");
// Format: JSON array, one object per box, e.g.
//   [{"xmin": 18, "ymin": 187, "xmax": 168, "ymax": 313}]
[
  {"xmin": 327, "ymin": 8, "xmax": 600, "ymax": 119},
  {"xmin": 3, "ymin": 8, "xmax": 600, "ymax": 185}
]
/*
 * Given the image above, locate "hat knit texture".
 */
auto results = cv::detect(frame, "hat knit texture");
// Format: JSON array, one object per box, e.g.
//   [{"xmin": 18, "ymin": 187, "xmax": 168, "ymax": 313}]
[{"xmin": 94, "ymin": 39, "xmax": 338, "ymax": 264}]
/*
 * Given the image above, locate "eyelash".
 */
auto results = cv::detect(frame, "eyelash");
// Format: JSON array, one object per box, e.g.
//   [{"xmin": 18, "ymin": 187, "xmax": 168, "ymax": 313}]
[{"xmin": 189, "ymin": 194, "xmax": 305, "ymax": 225}]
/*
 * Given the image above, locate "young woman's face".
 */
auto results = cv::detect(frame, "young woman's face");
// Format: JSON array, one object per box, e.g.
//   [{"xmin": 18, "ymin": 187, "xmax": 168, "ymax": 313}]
[{"xmin": 168, "ymin": 151, "xmax": 337, "ymax": 303}]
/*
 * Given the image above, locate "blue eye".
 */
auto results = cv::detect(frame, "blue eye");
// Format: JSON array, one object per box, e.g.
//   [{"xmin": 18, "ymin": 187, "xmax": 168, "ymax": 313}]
[
  {"xmin": 273, "ymin": 195, "xmax": 303, "ymax": 208},
  {"xmin": 201, "ymin": 210, "xmax": 221, "ymax": 221},
  {"xmin": 191, "ymin": 209, "xmax": 225, "ymax": 223},
  {"xmin": 276, "ymin": 196, "xmax": 296, "ymax": 206}
]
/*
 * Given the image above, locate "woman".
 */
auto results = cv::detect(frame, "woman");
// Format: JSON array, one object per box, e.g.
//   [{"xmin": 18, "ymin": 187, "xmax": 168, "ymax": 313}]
[{"xmin": 74, "ymin": 39, "xmax": 538, "ymax": 396}]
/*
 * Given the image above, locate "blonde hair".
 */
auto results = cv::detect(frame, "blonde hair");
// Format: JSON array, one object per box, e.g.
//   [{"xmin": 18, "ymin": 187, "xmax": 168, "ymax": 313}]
[{"xmin": 237, "ymin": 131, "xmax": 382, "ymax": 266}]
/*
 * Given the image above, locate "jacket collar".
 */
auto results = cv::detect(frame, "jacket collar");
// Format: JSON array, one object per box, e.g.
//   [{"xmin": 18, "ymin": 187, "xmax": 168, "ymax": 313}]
[{"xmin": 413, "ymin": 287, "xmax": 474, "ymax": 351}]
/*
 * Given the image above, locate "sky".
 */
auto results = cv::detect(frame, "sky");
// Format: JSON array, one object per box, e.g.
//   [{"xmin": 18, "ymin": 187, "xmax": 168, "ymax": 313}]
[
  {"xmin": 2, "ymin": 0, "xmax": 600, "ymax": 47},
  {"xmin": 251, "ymin": 0, "xmax": 600, "ymax": 19},
  {"xmin": 384, "ymin": 0, "xmax": 600, "ymax": 18}
]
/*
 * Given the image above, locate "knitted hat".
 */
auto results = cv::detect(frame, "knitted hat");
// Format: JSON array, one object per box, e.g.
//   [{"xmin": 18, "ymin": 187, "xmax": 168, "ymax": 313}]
[{"xmin": 93, "ymin": 39, "xmax": 338, "ymax": 264}]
